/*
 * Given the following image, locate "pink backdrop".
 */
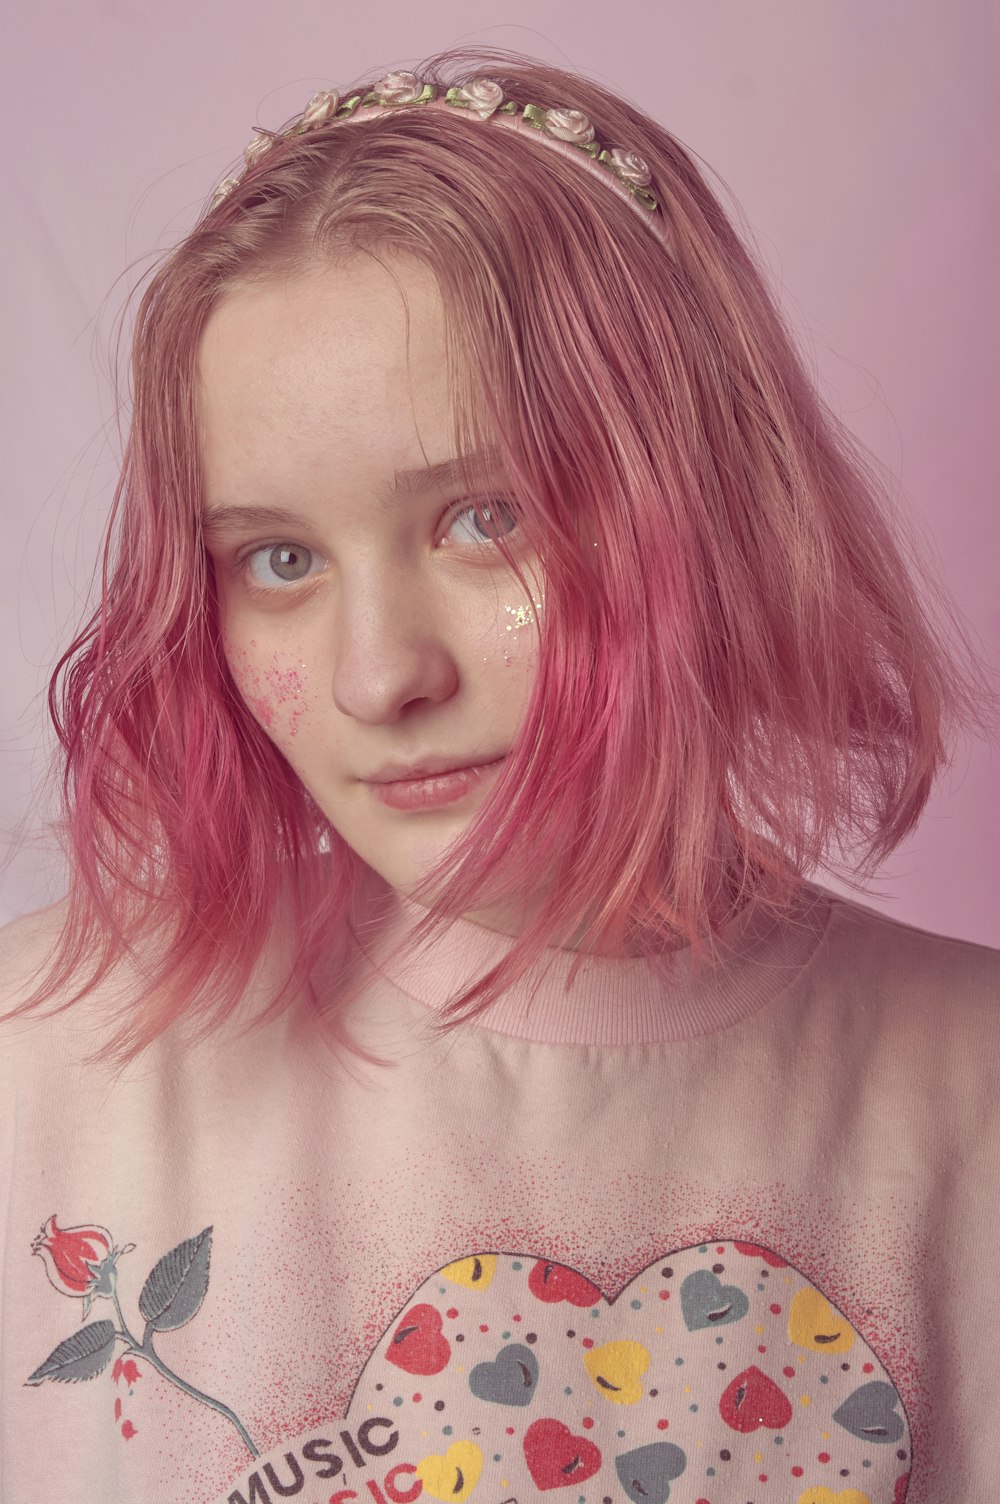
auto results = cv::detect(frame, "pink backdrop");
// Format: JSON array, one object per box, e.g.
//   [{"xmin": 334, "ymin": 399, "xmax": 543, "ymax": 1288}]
[{"xmin": 3, "ymin": 2, "xmax": 997, "ymax": 942}]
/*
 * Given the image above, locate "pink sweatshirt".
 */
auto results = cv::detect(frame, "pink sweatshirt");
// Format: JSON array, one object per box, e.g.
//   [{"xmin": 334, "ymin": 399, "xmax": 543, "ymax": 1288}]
[{"xmin": 1, "ymin": 876, "xmax": 998, "ymax": 1504}]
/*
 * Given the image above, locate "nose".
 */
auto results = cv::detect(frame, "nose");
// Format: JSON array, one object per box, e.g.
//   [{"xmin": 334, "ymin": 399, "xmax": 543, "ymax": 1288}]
[{"xmin": 329, "ymin": 564, "xmax": 460, "ymax": 724}]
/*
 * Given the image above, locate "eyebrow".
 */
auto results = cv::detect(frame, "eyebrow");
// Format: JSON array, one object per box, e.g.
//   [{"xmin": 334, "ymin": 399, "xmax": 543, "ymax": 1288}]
[{"xmin": 200, "ymin": 451, "xmax": 500, "ymax": 540}]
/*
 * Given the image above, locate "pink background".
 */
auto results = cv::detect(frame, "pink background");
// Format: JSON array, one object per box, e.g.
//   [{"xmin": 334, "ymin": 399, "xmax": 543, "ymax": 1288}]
[{"xmin": 2, "ymin": 2, "xmax": 997, "ymax": 942}]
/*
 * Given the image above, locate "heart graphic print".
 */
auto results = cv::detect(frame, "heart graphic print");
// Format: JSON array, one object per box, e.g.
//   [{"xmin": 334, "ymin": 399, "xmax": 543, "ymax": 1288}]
[{"xmin": 340, "ymin": 1241, "xmax": 911, "ymax": 1503}]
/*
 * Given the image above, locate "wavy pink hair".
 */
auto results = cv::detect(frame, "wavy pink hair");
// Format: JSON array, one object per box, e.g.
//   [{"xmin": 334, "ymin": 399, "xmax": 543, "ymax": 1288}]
[{"xmin": 6, "ymin": 44, "xmax": 998, "ymax": 1065}]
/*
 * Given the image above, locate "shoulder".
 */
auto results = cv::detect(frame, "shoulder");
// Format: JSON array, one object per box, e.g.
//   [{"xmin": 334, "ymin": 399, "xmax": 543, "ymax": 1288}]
[
  {"xmin": 0, "ymin": 899, "xmax": 72, "ymax": 1007},
  {"xmin": 0, "ymin": 898, "xmax": 142, "ymax": 1054},
  {"xmin": 821, "ymin": 886, "xmax": 1000, "ymax": 994},
  {"xmin": 810, "ymin": 884, "xmax": 1000, "ymax": 1086},
  {"xmin": 0, "ymin": 901, "xmax": 78, "ymax": 1118}
]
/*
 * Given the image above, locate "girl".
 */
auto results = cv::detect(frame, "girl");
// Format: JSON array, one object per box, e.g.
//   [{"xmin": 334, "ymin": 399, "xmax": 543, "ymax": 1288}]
[{"xmin": 2, "ymin": 44, "xmax": 998, "ymax": 1504}]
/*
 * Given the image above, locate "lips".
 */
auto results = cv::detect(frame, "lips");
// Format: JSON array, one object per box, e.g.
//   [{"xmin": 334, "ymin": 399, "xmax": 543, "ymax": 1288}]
[{"xmin": 366, "ymin": 754, "xmax": 506, "ymax": 784}]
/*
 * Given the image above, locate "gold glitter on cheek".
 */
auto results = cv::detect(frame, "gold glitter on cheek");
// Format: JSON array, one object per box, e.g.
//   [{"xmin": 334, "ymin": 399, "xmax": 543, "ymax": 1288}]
[
  {"xmin": 500, "ymin": 593, "xmax": 544, "ymax": 668},
  {"xmin": 505, "ymin": 602, "xmax": 538, "ymax": 630}
]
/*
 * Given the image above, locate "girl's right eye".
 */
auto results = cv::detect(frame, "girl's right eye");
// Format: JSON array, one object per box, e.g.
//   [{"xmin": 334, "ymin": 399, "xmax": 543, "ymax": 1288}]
[{"xmin": 236, "ymin": 543, "xmax": 324, "ymax": 594}]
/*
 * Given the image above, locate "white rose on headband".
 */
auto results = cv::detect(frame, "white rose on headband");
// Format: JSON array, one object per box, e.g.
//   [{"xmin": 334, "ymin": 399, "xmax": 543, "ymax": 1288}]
[
  {"xmin": 608, "ymin": 148, "xmax": 652, "ymax": 187},
  {"xmin": 211, "ymin": 176, "xmax": 241, "ymax": 207},
  {"xmin": 243, "ymin": 132, "xmax": 275, "ymax": 168},
  {"xmin": 301, "ymin": 90, "xmax": 341, "ymax": 128},
  {"xmin": 456, "ymin": 79, "xmax": 506, "ymax": 119},
  {"xmin": 374, "ymin": 71, "xmax": 424, "ymax": 105},
  {"xmin": 541, "ymin": 108, "xmax": 596, "ymax": 146}
]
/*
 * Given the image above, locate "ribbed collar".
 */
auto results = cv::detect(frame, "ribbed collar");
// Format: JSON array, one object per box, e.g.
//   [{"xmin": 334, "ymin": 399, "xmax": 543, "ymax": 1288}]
[{"xmin": 348, "ymin": 878, "xmax": 833, "ymax": 1045}]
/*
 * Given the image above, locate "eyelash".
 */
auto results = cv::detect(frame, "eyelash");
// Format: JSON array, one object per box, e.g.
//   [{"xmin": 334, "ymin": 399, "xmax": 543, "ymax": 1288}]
[{"xmin": 231, "ymin": 496, "xmax": 519, "ymax": 596}]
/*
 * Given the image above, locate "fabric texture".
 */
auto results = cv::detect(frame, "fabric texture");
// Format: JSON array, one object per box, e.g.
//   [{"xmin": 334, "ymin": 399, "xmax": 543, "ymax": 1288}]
[{"xmin": 1, "ymin": 876, "xmax": 998, "ymax": 1504}]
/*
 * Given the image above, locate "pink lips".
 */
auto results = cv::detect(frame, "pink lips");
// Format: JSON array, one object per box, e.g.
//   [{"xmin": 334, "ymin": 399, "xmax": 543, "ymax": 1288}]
[{"xmin": 370, "ymin": 756, "xmax": 507, "ymax": 811}]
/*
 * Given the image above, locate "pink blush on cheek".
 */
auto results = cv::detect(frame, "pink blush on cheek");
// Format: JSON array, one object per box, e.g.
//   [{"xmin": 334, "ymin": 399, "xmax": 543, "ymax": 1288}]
[
  {"xmin": 225, "ymin": 642, "xmax": 311, "ymax": 739},
  {"xmin": 247, "ymin": 695, "xmax": 275, "ymax": 729},
  {"xmin": 263, "ymin": 659, "xmax": 309, "ymax": 738}
]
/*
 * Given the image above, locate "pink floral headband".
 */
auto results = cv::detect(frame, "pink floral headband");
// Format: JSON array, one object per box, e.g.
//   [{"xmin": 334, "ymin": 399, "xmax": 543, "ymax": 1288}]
[{"xmin": 210, "ymin": 70, "xmax": 674, "ymax": 256}]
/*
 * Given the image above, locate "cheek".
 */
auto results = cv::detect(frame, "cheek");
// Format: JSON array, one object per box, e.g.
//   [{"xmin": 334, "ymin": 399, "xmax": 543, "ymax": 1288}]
[
  {"xmin": 224, "ymin": 638, "xmax": 313, "ymax": 741},
  {"xmin": 498, "ymin": 567, "xmax": 546, "ymax": 669},
  {"xmin": 500, "ymin": 597, "xmax": 543, "ymax": 666}
]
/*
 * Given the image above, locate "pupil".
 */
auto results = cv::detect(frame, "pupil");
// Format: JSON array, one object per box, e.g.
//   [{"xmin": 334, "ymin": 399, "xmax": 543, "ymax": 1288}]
[
  {"xmin": 477, "ymin": 501, "xmax": 512, "ymax": 538},
  {"xmin": 272, "ymin": 545, "xmax": 307, "ymax": 579}
]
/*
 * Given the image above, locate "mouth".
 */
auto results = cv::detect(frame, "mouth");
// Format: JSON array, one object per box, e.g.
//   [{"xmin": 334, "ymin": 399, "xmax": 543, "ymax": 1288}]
[
  {"xmin": 368, "ymin": 756, "xmax": 507, "ymax": 810},
  {"xmin": 365, "ymin": 751, "xmax": 509, "ymax": 784}
]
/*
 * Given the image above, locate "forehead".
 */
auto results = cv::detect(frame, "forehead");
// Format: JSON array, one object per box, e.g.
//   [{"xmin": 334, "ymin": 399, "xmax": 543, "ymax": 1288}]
[{"xmin": 195, "ymin": 256, "xmax": 460, "ymax": 489}]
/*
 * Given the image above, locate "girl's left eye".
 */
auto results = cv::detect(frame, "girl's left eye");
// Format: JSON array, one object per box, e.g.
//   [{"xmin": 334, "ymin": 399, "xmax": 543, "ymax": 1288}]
[
  {"xmin": 234, "ymin": 496, "xmax": 519, "ymax": 594},
  {"xmin": 445, "ymin": 496, "xmax": 519, "ymax": 548}
]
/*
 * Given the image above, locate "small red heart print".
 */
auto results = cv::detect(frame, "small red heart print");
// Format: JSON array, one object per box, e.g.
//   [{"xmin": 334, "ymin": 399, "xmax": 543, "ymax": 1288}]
[
  {"xmin": 719, "ymin": 1365, "xmax": 794, "ymax": 1433},
  {"xmin": 384, "ymin": 1302, "xmax": 451, "ymax": 1376},
  {"xmin": 527, "ymin": 1260, "xmax": 603, "ymax": 1306},
  {"xmin": 523, "ymin": 1418, "xmax": 603, "ymax": 1490}
]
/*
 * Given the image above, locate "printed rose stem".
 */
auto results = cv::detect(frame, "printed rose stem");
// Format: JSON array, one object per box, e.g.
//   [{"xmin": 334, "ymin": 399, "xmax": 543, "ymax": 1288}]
[{"xmin": 109, "ymin": 1287, "xmax": 259, "ymax": 1457}]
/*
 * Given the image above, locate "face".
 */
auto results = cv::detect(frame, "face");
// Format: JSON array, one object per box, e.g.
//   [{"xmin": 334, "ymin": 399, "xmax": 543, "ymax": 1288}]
[{"xmin": 196, "ymin": 255, "xmax": 545, "ymax": 930}]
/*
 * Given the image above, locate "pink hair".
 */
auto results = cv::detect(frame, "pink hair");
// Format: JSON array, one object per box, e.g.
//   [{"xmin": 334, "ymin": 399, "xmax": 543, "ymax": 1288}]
[{"xmin": 7, "ymin": 44, "xmax": 999, "ymax": 1065}]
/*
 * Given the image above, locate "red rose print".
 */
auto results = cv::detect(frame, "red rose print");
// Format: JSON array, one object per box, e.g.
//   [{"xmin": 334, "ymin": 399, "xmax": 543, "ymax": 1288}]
[
  {"xmin": 31, "ymin": 1216, "xmax": 112, "ymax": 1297},
  {"xmin": 28, "ymin": 1220, "xmax": 259, "ymax": 1461}
]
